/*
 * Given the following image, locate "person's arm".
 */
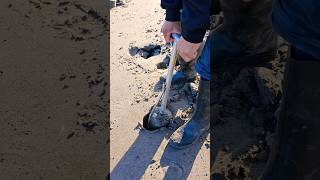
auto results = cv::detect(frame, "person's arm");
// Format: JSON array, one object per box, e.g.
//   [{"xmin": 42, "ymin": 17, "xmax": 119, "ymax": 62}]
[
  {"xmin": 161, "ymin": 0, "xmax": 211, "ymax": 61},
  {"xmin": 160, "ymin": 0, "xmax": 182, "ymax": 43},
  {"xmin": 161, "ymin": 0, "xmax": 182, "ymax": 22},
  {"xmin": 180, "ymin": 0, "xmax": 211, "ymax": 43}
]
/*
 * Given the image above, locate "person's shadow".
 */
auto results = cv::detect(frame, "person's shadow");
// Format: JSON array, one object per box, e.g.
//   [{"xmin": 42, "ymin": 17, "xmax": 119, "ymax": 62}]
[
  {"xmin": 110, "ymin": 126, "xmax": 209, "ymax": 179},
  {"xmin": 110, "ymin": 128, "xmax": 169, "ymax": 179},
  {"xmin": 160, "ymin": 131, "xmax": 210, "ymax": 180}
]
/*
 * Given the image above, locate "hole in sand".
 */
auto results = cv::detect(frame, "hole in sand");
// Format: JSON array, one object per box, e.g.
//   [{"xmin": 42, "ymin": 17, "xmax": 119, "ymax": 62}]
[
  {"xmin": 129, "ymin": 44, "xmax": 161, "ymax": 59},
  {"xmin": 142, "ymin": 111, "xmax": 153, "ymax": 130}
]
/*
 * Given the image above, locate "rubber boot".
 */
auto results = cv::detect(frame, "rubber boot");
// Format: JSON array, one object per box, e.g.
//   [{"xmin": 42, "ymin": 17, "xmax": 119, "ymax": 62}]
[
  {"xmin": 160, "ymin": 56, "xmax": 197, "ymax": 86},
  {"xmin": 214, "ymin": 0, "xmax": 277, "ymax": 74},
  {"xmin": 168, "ymin": 79, "xmax": 210, "ymax": 149},
  {"xmin": 259, "ymin": 56, "xmax": 320, "ymax": 180}
]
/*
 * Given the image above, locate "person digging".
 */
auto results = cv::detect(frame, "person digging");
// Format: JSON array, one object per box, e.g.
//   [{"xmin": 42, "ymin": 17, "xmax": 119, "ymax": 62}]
[
  {"xmin": 161, "ymin": 0, "xmax": 277, "ymax": 149},
  {"xmin": 160, "ymin": 0, "xmax": 212, "ymax": 149}
]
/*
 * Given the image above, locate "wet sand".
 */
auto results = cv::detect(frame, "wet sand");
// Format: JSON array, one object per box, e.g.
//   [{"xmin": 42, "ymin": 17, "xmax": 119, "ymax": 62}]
[{"xmin": 0, "ymin": 0, "xmax": 108, "ymax": 179}]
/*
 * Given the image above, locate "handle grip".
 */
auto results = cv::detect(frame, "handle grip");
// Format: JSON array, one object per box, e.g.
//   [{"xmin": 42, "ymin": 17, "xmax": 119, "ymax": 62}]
[{"xmin": 171, "ymin": 33, "xmax": 181, "ymax": 42}]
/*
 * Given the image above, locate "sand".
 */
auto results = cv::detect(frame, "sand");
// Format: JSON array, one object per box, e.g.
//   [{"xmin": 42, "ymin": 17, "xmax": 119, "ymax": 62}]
[
  {"xmin": 0, "ymin": 0, "xmax": 288, "ymax": 179},
  {"xmin": 0, "ymin": 0, "xmax": 108, "ymax": 179}
]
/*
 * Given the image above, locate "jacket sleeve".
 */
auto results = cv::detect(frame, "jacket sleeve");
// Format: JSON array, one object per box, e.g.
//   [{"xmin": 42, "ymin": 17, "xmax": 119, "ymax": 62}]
[
  {"xmin": 181, "ymin": 0, "xmax": 210, "ymax": 43},
  {"xmin": 161, "ymin": 0, "xmax": 182, "ymax": 21}
]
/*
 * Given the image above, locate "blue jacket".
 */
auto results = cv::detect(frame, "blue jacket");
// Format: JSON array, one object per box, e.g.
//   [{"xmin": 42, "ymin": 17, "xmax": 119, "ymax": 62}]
[
  {"xmin": 272, "ymin": 0, "xmax": 320, "ymax": 59},
  {"xmin": 161, "ymin": 0, "xmax": 212, "ymax": 43}
]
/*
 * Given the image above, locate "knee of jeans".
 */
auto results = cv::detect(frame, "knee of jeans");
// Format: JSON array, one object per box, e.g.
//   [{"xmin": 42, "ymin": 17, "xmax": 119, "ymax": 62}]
[
  {"xmin": 196, "ymin": 65, "xmax": 210, "ymax": 80},
  {"xmin": 197, "ymin": 36, "xmax": 211, "ymax": 66}
]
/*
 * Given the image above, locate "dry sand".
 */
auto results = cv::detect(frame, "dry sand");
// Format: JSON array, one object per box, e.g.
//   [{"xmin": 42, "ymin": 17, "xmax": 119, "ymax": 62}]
[
  {"xmin": 110, "ymin": 0, "xmax": 210, "ymax": 179},
  {"xmin": 0, "ymin": 0, "xmax": 108, "ymax": 179}
]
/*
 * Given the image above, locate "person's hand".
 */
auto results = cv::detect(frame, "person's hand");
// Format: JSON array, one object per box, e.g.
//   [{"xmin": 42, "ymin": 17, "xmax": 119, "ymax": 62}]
[
  {"xmin": 176, "ymin": 37, "xmax": 201, "ymax": 62},
  {"xmin": 161, "ymin": 20, "xmax": 181, "ymax": 43}
]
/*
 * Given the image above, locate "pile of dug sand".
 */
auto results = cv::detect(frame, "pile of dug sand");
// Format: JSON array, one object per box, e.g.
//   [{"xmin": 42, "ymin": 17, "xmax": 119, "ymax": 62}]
[{"xmin": 211, "ymin": 43, "xmax": 288, "ymax": 179}]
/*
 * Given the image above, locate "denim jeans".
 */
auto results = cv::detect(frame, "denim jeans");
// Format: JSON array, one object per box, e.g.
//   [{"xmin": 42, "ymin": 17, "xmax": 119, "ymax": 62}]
[{"xmin": 195, "ymin": 35, "xmax": 212, "ymax": 80}]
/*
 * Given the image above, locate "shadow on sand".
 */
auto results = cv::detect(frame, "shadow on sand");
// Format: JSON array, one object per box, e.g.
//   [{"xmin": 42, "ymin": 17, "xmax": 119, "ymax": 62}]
[
  {"xmin": 110, "ymin": 128, "xmax": 168, "ymax": 179},
  {"xmin": 110, "ymin": 127, "xmax": 209, "ymax": 179},
  {"xmin": 160, "ymin": 131, "xmax": 209, "ymax": 179}
]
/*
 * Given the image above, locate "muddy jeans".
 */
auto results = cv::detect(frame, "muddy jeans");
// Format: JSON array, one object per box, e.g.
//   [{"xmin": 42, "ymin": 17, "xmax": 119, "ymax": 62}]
[
  {"xmin": 197, "ymin": 0, "xmax": 277, "ymax": 79},
  {"xmin": 212, "ymin": 0, "xmax": 277, "ymax": 71}
]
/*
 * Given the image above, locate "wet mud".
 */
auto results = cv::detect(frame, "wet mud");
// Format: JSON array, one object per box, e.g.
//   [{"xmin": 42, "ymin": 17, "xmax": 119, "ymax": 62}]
[{"xmin": 211, "ymin": 43, "xmax": 289, "ymax": 179}]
